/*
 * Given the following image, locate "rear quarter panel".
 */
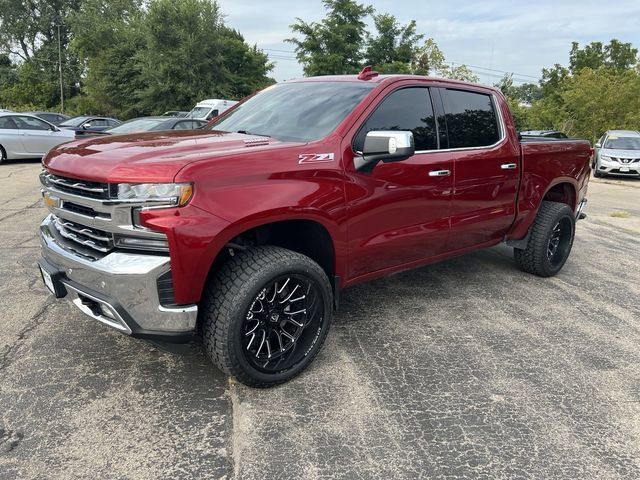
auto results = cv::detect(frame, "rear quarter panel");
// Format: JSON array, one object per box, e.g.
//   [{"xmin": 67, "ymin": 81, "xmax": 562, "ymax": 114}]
[{"xmin": 507, "ymin": 139, "xmax": 592, "ymax": 240}]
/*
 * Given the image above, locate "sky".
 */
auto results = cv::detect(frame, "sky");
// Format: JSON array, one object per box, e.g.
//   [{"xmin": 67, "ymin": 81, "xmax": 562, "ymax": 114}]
[{"xmin": 220, "ymin": 0, "xmax": 640, "ymax": 85}]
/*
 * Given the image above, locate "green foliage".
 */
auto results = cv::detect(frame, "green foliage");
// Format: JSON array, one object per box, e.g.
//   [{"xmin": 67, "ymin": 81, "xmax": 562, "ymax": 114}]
[
  {"xmin": 569, "ymin": 39, "xmax": 638, "ymax": 72},
  {"xmin": 1, "ymin": 0, "xmax": 273, "ymax": 118},
  {"xmin": 287, "ymin": 0, "xmax": 373, "ymax": 75},
  {"xmin": 0, "ymin": 0, "xmax": 82, "ymax": 109},
  {"xmin": 136, "ymin": 1, "xmax": 273, "ymax": 115},
  {"xmin": 365, "ymin": 14, "xmax": 423, "ymax": 73},
  {"xmin": 288, "ymin": 3, "xmax": 476, "ymax": 82},
  {"xmin": 521, "ymin": 40, "xmax": 640, "ymax": 142}
]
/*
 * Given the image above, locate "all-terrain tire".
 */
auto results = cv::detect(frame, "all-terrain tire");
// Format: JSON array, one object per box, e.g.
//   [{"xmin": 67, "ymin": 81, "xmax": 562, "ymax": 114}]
[
  {"xmin": 514, "ymin": 201, "xmax": 575, "ymax": 277},
  {"xmin": 200, "ymin": 246, "xmax": 333, "ymax": 388}
]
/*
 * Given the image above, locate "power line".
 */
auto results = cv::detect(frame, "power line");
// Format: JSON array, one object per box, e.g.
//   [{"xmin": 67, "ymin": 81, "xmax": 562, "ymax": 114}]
[{"xmin": 261, "ymin": 47, "xmax": 542, "ymax": 82}]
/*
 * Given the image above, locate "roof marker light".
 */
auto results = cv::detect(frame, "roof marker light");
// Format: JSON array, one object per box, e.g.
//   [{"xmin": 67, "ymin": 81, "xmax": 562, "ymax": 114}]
[{"xmin": 357, "ymin": 66, "xmax": 379, "ymax": 81}]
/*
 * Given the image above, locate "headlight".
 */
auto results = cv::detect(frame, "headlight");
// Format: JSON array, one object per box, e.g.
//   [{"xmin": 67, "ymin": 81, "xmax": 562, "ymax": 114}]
[
  {"xmin": 600, "ymin": 155, "xmax": 614, "ymax": 162},
  {"xmin": 116, "ymin": 183, "xmax": 193, "ymax": 206}
]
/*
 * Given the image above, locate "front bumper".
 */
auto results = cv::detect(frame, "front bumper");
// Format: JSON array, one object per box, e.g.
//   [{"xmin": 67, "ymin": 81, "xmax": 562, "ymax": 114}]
[
  {"xmin": 38, "ymin": 214, "xmax": 197, "ymax": 342},
  {"xmin": 596, "ymin": 157, "xmax": 640, "ymax": 177}
]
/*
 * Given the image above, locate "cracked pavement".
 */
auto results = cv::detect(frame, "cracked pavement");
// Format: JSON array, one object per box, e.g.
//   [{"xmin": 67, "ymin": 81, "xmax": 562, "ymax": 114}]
[{"xmin": 1, "ymin": 162, "xmax": 639, "ymax": 479}]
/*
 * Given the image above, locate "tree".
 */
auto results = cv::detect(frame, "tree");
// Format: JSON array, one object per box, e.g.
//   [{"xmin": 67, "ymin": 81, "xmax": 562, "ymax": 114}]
[
  {"xmin": 68, "ymin": 0, "xmax": 146, "ymax": 116},
  {"xmin": 0, "ymin": 0, "xmax": 82, "ymax": 109},
  {"xmin": 364, "ymin": 14, "xmax": 423, "ymax": 73},
  {"xmin": 411, "ymin": 38, "xmax": 479, "ymax": 82},
  {"xmin": 136, "ymin": 0, "xmax": 273, "ymax": 115},
  {"xmin": 287, "ymin": 0, "xmax": 373, "ymax": 76},
  {"xmin": 569, "ymin": 39, "xmax": 638, "ymax": 73},
  {"xmin": 68, "ymin": 0, "xmax": 273, "ymax": 118}
]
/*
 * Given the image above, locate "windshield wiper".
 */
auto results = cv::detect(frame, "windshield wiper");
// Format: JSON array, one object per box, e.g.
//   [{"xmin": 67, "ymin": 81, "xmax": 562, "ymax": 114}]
[{"xmin": 236, "ymin": 130, "xmax": 270, "ymax": 138}]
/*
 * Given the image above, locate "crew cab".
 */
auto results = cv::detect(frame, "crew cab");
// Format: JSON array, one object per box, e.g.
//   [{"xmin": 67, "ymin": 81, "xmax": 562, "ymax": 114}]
[{"xmin": 38, "ymin": 70, "xmax": 591, "ymax": 387}]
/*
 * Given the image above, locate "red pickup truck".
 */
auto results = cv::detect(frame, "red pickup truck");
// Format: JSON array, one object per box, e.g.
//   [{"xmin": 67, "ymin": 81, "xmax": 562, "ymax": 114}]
[{"xmin": 38, "ymin": 70, "xmax": 591, "ymax": 387}]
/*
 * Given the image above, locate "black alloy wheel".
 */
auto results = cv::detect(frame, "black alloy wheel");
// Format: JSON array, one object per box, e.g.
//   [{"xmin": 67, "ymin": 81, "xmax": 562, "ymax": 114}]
[
  {"xmin": 514, "ymin": 201, "xmax": 576, "ymax": 277},
  {"xmin": 243, "ymin": 274, "xmax": 324, "ymax": 373},
  {"xmin": 201, "ymin": 246, "xmax": 333, "ymax": 387},
  {"xmin": 546, "ymin": 217, "xmax": 572, "ymax": 267}
]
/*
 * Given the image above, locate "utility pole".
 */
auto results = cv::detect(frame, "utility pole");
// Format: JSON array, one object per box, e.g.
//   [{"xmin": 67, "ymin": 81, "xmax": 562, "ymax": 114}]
[{"xmin": 57, "ymin": 24, "xmax": 64, "ymax": 114}]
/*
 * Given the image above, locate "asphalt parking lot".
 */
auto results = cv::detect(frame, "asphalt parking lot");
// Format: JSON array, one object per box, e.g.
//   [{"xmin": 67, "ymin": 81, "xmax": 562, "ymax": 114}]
[{"xmin": 1, "ymin": 161, "xmax": 639, "ymax": 479}]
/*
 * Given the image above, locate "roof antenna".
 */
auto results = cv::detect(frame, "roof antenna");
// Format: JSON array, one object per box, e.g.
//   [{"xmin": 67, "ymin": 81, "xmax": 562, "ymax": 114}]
[{"xmin": 357, "ymin": 66, "xmax": 379, "ymax": 81}]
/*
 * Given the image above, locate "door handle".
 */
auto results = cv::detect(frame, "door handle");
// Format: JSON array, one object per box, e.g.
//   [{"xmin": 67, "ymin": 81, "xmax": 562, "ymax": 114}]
[
  {"xmin": 428, "ymin": 169, "xmax": 451, "ymax": 177},
  {"xmin": 501, "ymin": 163, "xmax": 517, "ymax": 170}
]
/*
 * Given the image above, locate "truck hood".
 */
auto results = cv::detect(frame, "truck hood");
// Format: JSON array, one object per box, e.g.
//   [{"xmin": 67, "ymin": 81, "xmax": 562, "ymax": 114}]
[{"xmin": 44, "ymin": 130, "xmax": 292, "ymax": 183}]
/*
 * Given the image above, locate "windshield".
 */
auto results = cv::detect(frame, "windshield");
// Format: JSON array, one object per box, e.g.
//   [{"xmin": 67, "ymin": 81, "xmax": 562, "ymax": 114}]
[
  {"xmin": 59, "ymin": 116, "xmax": 90, "ymax": 127},
  {"xmin": 209, "ymin": 82, "xmax": 375, "ymax": 142},
  {"xmin": 604, "ymin": 136, "xmax": 640, "ymax": 150},
  {"xmin": 188, "ymin": 107, "xmax": 211, "ymax": 118},
  {"xmin": 107, "ymin": 118, "xmax": 165, "ymax": 134}
]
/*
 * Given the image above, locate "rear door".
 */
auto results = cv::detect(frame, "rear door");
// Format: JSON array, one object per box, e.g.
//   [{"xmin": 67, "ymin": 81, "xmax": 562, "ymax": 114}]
[
  {"xmin": 439, "ymin": 88, "xmax": 520, "ymax": 250},
  {"xmin": 344, "ymin": 85, "xmax": 454, "ymax": 279},
  {"xmin": 0, "ymin": 115, "xmax": 23, "ymax": 158}
]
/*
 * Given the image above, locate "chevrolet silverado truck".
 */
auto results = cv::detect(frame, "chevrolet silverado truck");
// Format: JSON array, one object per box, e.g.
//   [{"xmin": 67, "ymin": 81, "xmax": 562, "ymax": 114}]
[{"xmin": 38, "ymin": 69, "xmax": 591, "ymax": 387}]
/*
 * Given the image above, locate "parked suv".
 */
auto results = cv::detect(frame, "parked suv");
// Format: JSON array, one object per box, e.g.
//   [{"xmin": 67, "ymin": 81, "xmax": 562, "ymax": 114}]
[
  {"xmin": 38, "ymin": 71, "xmax": 591, "ymax": 387},
  {"xmin": 593, "ymin": 130, "xmax": 640, "ymax": 178}
]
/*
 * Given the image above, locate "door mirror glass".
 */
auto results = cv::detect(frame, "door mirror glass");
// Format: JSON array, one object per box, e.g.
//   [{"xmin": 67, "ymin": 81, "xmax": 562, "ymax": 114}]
[{"xmin": 355, "ymin": 130, "xmax": 415, "ymax": 171}]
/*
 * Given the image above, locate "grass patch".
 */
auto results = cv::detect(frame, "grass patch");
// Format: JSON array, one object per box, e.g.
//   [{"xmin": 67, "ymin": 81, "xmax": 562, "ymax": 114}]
[{"xmin": 609, "ymin": 211, "xmax": 632, "ymax": 218}]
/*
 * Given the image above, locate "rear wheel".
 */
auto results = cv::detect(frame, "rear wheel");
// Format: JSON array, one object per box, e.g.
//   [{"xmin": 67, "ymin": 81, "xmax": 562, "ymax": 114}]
[
  {"xmin": 514, "ymin": 201, "xmax": 575, "ymax": 277},
  {"xmin": 201, "ymin": 246, "xmax": 333, "ymax": 387}
]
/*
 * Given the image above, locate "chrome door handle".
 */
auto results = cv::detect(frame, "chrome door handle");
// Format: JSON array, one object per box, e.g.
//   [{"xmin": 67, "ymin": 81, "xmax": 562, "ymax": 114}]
[
  {"xmin": 501, "ymin": 163, "xmax": 517, "ymax": 170},
  {"xmin": 428, "ymin": 169, "xmax": 451, "ymax": 177}
]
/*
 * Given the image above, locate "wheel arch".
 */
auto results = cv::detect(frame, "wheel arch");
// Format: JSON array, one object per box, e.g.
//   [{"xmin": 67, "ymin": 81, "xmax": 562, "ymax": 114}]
[
  {"xmin": 541, "ymin": 179, "xmax": 578, "ymax": 211},
  {"xmin": 200, "ymin": 211, "xmax": 344, "ymax": 306}
]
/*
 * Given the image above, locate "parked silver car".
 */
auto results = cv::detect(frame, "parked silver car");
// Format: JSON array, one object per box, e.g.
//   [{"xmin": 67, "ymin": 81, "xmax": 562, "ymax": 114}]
[
  {"xmin": 593, "ymin": 130, "xmax": 640, "ymax": 178},
  {"xmin": 0, "ymin": 112, "xmax": 76, "ymax": 164}
]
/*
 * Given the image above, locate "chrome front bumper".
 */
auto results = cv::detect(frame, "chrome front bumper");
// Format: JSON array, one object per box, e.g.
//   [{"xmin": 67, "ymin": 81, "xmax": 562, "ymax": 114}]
[{"xmin": 39, "ymin": 214, "xmax": 197, "ymax": 341}]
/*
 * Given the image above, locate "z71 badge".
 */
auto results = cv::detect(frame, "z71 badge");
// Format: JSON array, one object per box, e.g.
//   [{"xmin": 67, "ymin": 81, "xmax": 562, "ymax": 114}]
[{"xmin": 298, "ymin": 153, "xmax": 335, "ymax": 164}]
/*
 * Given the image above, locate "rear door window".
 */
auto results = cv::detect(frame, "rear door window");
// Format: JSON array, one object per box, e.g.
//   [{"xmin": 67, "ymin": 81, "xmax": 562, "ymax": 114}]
[
  {"xmin": 443, "ymin": 89, "xmax": 500, "ymax": 148},
  {"xmin": 353, "ymin": 87, "xmax": 437, "ymax": 152},
  {"xmin": 14, "ymin": 116, "xmax": 51, "ymax": 131},
  {"xmin": 0, "ymin": 116, "xmax": 18, "ymax": 129}
]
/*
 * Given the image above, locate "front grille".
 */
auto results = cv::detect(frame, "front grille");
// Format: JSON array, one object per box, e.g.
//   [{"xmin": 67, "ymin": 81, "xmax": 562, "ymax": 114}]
[
  {"xmin": 62, "ymin": 201, "xmax": 111, "ymax": 219},
  {"xmin": 611, "ymin": 157, "xmax": 640, "ymax": 164},
  {"xmin": 41, "ymin": 172, "xmax": 109, "ymax": 199},
  {"xmin": 53, "ymin": 217, "xmax": 114, "ymax": 256}
]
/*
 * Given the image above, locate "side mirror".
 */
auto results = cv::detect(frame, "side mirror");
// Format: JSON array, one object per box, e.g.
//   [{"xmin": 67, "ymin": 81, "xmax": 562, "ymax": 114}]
[
  {"xmin": 355, "ymin": 130, "xmax": 415, "ymax": 171},
  {"xmin": 594, "ymin": 142, "xmax": 601, "ymax": 148}
]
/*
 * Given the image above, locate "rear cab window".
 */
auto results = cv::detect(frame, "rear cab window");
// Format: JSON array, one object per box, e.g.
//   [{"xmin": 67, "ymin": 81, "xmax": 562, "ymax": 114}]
[{"xmin": 442, "ymin": 89, "xmax": 501, "ymax": 148}]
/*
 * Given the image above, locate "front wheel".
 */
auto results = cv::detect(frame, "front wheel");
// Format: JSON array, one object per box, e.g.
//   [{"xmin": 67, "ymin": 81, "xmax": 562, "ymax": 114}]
[
  {"xmin": 514, "ymin": 201, "xmax": 576, "ymax": 277},
  {"xmin": 201, "ymin": 246, "xmax": 333, "ymax": 387},
  {"xmin": 593, "ymin": 158, "xmax": 604, "ymax": 177},
  {"xmin": 0, "ymin": 145, "xmax": 6, "ymax": 164}
]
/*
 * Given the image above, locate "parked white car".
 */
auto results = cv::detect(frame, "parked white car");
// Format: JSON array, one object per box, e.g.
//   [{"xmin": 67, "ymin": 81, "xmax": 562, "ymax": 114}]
[
  {"xmin": 187, "ymin": 99, "xmax": 238, "ymax": 121},
  {"xmin": 0, "ymin": 112, "xmax": 76, "ymax": 163},
  {"xmin": 593, "ymin": 130, "xmax": 640, "ymax": 178}
]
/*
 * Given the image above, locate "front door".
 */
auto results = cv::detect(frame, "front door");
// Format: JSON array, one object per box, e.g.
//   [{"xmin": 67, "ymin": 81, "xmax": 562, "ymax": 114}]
[
  {"xmin": 14, "ymin": 115, "xmax": 59, "ymax": 155},
  {"xmin": 344, "ymin": 86, "xmax": 453, "ymax": 280}
]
